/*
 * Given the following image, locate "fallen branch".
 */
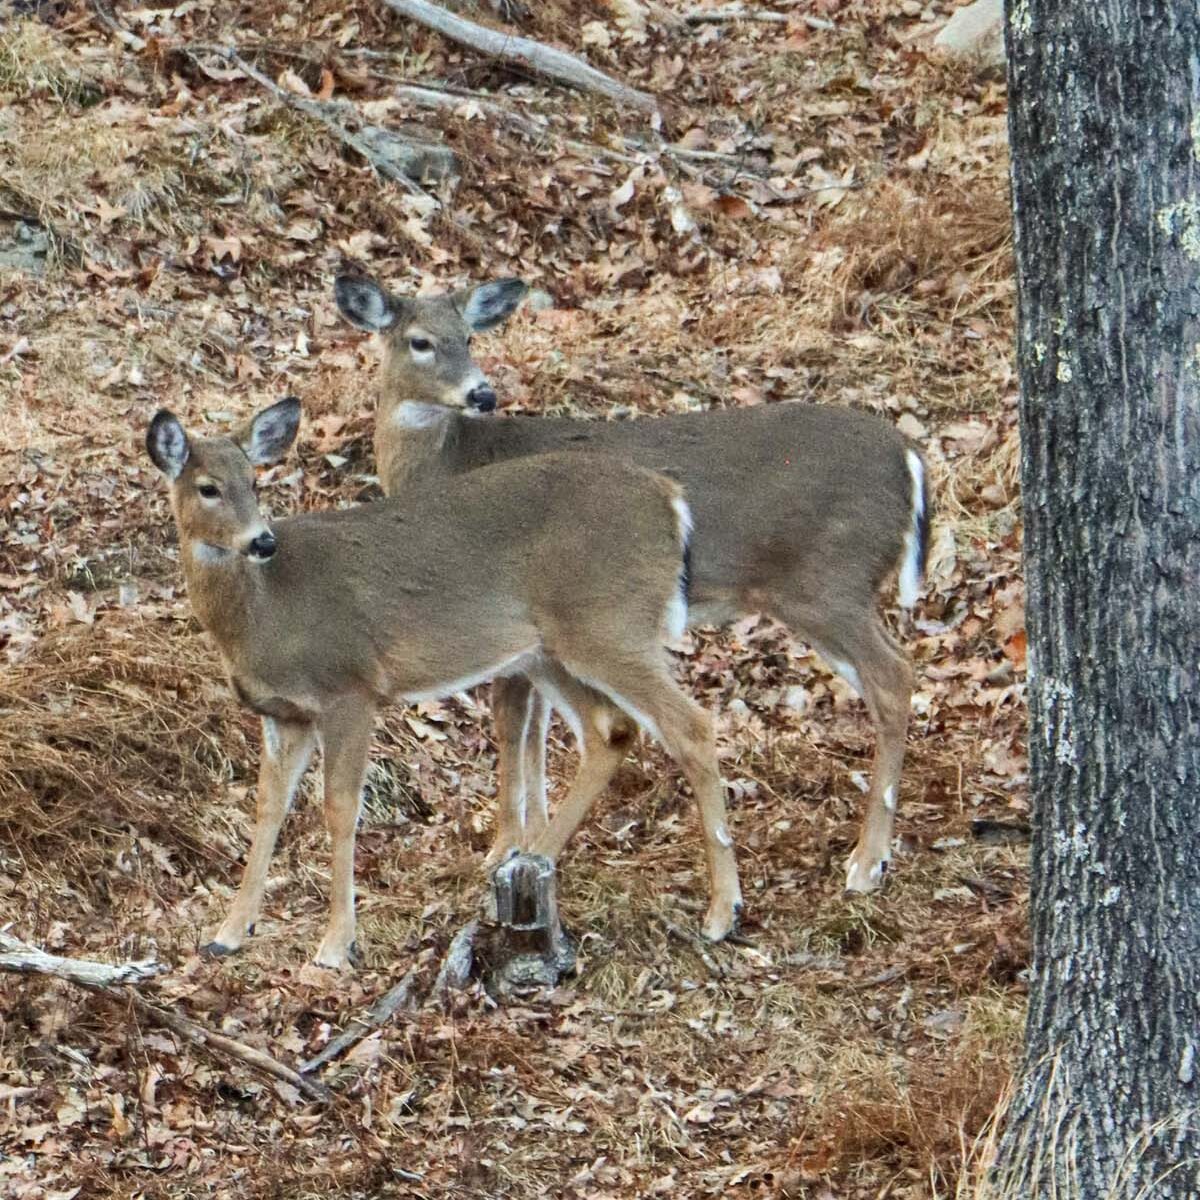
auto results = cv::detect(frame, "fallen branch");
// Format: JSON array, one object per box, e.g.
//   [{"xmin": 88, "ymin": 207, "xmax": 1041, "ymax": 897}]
[
  {"xmin": 0, "ymin": 930, "xmax": 166, "ymax": 987},
  {"xmin": 392, "ymin": 84, "xmax": 643, "ymax": 165},
  {"xmin": 91, "ymin": 0, "xmax": 148, "ymax": 50},
  {"xmin": 683, "ymin": 6, "xmax": 835, "ymax": 30},
  {"xmin": 300, "ymin": 967, "xmax": 420, "ymax": 1075},
  {"xmin": 0, "ymin": 930, "xmax": 330, "ymax": 1103},
  {"xmin": 428, "ymin": 918, "xmax": 479, "ymax": 1006},
  {"xmin": 657, "ymin": 916, "xmax": 724, "ymax": 979},
  {"xmin": 379, "ymin": 0, "xmax": 658, "ymax": 115},
  {"xmin": 122, "ymin": 989, "xmax": 331, "ymax": 1102},
  {"xmin": 186, "ymin": 46, "xmax": 442, "ymax": 202}
]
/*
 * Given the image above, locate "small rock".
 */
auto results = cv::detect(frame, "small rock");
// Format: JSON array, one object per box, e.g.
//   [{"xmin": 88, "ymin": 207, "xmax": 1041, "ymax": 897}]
[{"xmin": 933, "ymin": 0, "xmax": 1005, "ymax": 70}]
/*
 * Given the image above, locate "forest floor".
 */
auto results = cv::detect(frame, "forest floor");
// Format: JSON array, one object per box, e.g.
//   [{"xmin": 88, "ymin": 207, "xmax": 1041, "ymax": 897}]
[{"xmin": 0, "ymin": 1, "xmax": 1026, "ymax": 1197}]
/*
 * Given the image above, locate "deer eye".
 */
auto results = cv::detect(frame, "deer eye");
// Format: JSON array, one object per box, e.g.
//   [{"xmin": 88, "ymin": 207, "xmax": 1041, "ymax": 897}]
[
  {"xmin": 410, "ymin": 336, "xmax": 433, "ymax": 354},
  {"xmin": 198, "ymin": 483, "xmax": 221, "ymax": 499}
]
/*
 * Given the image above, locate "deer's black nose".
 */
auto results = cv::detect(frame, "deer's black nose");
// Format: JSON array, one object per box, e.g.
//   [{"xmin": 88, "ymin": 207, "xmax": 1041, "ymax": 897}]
[
  {"xmin": 467, "ymin": 384, "xmax": 497, "ymax": 413},
  {"xmin": 247, "ymin": 531, "xmax": 277, "ymax": 561}
]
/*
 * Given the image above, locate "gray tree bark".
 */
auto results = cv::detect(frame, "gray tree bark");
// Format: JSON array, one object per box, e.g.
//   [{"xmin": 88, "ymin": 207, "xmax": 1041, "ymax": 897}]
[{"xmin": 997, "ymin": 2, "xmax": 1200, "ymax": 1196}]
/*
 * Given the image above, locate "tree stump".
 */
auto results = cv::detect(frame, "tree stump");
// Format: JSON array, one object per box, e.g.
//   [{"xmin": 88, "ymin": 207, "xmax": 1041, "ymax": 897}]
[{"xmin": 483, "ymin": 853, "xmax": 575, "ymax": 999}]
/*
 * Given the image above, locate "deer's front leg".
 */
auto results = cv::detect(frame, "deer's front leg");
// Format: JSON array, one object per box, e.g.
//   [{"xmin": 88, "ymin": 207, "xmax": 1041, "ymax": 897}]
[
  {"xmin": 314, "ymin": 698, "xmax": 375, "ymax": 969},
  {"xmin": 204, "ymin": 717, "xmax": 316, "ymax": 958}
]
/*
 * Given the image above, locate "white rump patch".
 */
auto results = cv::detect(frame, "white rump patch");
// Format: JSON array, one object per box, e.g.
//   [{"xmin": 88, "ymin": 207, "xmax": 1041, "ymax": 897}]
[
  {"xmin": 665, "ymin": 588, "xmax": 688, "ymax": 642},
  {"xmin": 665, "ymin": 493, "xmax": 692, "ymax": 640},
  {"xmin": 898, "ymin": 449, "xmax": 925, "ymax": 610},
  {"xmin": 670, "ymin": 493, "xmax": 694, "ymax": 543}
]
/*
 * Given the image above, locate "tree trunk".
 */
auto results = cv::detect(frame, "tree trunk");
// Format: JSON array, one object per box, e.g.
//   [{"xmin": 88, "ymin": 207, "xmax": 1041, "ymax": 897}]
[{"xmin": 997, "ymin": 2, "xmax": 1200, "ymax": 1196}]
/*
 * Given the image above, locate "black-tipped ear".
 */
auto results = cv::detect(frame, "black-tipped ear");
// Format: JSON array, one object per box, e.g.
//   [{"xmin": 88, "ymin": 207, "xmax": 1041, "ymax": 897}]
[
  {"xmin": 459, "ymin": 279, "xmax": 528, "ymax": 332},
  {"xmin": 334, "ymin": 274, "xmax": 401, "ymax": 333},
  {"xmin": 240, "ymin": 397, "xmax": 301, "ymax": 466},
  {"xmin": 146, "ymin": 410, "xmax": 190, "ymax": 480}
]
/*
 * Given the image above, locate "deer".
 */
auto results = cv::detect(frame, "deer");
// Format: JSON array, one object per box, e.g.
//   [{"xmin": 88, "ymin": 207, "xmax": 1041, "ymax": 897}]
[
  {"xmin": 145, "ymin": 397, "xmax": 743, "ymax": 969},
  {"xmin": 334, "ymin": 272, "xmax": 930, "ymax": 897}
]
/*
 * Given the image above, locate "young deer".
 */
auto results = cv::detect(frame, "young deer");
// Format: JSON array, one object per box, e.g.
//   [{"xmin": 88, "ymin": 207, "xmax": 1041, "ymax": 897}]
[
  {"xmin": 146, "ymin": 398, "xmax": 741, "ymax": 968},
  {"xmin": 335, "ymin": 273, "xmax": 930, "ymax": 894}
]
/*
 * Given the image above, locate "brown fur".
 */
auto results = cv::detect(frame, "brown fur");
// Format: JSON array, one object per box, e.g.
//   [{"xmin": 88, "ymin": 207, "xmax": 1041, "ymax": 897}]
[
  {"xmin": 148, "ymin": 405, "xmax": 741, "ymax": 967},
  {"xmin": 337, "ymin": 273, "xmax": 930, "ymax": 898}
]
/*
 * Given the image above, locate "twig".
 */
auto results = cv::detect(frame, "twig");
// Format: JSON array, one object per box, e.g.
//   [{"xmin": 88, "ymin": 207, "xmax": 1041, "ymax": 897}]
[
  {"xmin": 683, "ymin": 6, "xmax": 835, "ymax": 29},
  {"xmin": 0, "ymin": 931, "xmax": 330, "ymax": 1103},
  {"xmin": 122, "ymin": 989, "xmax": 331, "ymax": 1102},
  {"xmin": 392, "ymin": 83, "xmax": 644, "ymax": 166},
  {"xmin": 299, "ymin": 967, "xmax": 420, "ymax": 1075},
  {"xmin": 657, "ymin": 916, "xmax": 725, "ymax": 979},
  {"xmin": 0, "ymin": 930, "xmax": 166, "ymax": 987},
  {"xmin": 90, "ymin": 0, "xmax": 148, "ymax": 50},
  {"xmin": 379, "ymin": 0, "xmax": 658, "ymax": 114}
]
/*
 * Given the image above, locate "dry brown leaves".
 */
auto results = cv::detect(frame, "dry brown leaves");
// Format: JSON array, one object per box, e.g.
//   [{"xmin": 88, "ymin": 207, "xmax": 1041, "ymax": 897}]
[{"xmin": 2, "ymin": 1, "xmax": 1024, "ymax": 1197}]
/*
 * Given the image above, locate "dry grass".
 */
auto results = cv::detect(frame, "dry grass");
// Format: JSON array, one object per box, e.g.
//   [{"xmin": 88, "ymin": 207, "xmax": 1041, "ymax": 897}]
[{"xmin": 0, "ymin": 3, "xmax": 1028, "ymax": 1196}]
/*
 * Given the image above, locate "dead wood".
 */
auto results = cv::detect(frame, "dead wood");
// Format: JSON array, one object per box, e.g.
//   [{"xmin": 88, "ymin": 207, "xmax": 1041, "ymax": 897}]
[
  {"xmin": 481, "ymin": 853, "xmax": 575, "ymax": 998},
  {"xmin": 187, "ymin": 46, "xmax": 450, "ymax": 199},
  {"xmin": 0, "ymin": 931, "xmax": 330, "ymax": 1103},
  {"xmin": 379, "ymin": 0, "xmax": 658, "ymax": 114},
  {"xmin": 121, "ymin": 989, "xmax": 331, "ymax": 1102},
  {"xmin": 428, "ymin": 918, "xmax": 480, "ymax": 1007},
  {"xmin": 657, "ymin": 915, "xmax": 724, "ymax": 979},
  {"xmin": 682, "ymin": 6, "xmax": 835, "ymax": 30},
  {"xmin": 90, "ymin": 0, "xmax": 148, "ymax": 51},
  {"xmin": 0, "ymin": 930, "xmax": 166, "ymax": 987},
  {"xmin": 300, "ymin": 966, "xmax": 420, "ymax": 1075}
]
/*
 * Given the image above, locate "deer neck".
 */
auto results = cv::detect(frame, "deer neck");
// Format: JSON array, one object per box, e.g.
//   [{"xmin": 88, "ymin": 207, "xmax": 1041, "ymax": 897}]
[
  {"xmin": 378, "ymin": 399, "xmax": 465, "ymax": 492},
  {"xmin": 180, "ymin": 542, "xmax": 261, "ymax": 662}
]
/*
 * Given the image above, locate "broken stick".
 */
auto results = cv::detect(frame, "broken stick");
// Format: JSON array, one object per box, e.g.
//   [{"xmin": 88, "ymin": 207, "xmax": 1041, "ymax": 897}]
[
  {"xmin": 300, "ymin": 966, "xmax": 420, "ymax": 1075},
  {"xmin": 186, "ymin": 46, "xmax": 444, "ymax": 201},
  {"xmin": 0, "ymin": 930, "xmax": 166, "ymax": 987},
  {"xmin": 380, "ymin": 0, "xmax": 658, "ymax": 114},
  {"xmin": 0, "ymin": 930, "xmax": 330, "ymax": 1103}
]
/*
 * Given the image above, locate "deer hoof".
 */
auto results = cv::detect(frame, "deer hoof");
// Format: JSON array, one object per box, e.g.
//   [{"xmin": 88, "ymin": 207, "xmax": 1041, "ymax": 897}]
[
  {"xmin": 700, "ymin": 901, "xmax": 741, "ymax": 943},
  {"xmin": 199, "ymin": 940, "xmax": 237, "ymax": 960},
  {"xmin": 844, "ymin": 854, "xmax": 889, "ymax": 894}
]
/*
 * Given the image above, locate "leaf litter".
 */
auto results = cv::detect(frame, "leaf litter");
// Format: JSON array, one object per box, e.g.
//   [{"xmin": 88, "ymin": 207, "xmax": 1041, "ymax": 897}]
[{"xmin": 1, "ymin": 1, "xmax": 1025, "ymax": 1196}]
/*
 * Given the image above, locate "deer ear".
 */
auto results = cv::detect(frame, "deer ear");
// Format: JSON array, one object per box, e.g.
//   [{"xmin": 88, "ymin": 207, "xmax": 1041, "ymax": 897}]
[
  {"xmin": 334, "ymin": 274, "xmax": 401, "ymax": 332},
  {"xmin": 146, "ymin": 410, "xmax": 190, "ymax": 480},
  {"xmin": 459, "ymin": 279, "xmax": 528, "ymax": 332},
  {"xmin": 240, "ymin": 397, "xmax": 301, "ymax": 466}
]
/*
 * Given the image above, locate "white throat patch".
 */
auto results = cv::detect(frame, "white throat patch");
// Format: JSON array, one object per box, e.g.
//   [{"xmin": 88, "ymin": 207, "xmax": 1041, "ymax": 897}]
[
  {"xmin": 393, "ymin": 402, "xmax": 450, "ymax": 430},
  {"xmin": 191, "ymin": 542, "xmax": 230, "ymax": 565}
]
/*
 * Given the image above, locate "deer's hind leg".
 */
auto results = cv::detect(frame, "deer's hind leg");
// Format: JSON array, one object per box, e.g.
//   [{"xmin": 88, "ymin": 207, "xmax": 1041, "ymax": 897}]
[
  {"xmin": 486, "ymin": 675, "xmax": 545, "ymax": 868},
  {"xmin": 524, "ymin": 668, "xmax": 636, "ymax": 863},
  {"xmin": 205, "ymin": 717, "xmax": 316, "ymax": 958},
  {"xmin": 539, "ymin": 650, "xmax": 742, "ymax": 943},
  {"xmin": 773, "ymin": 595, "xmax": 913, "ymax": 894}
]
